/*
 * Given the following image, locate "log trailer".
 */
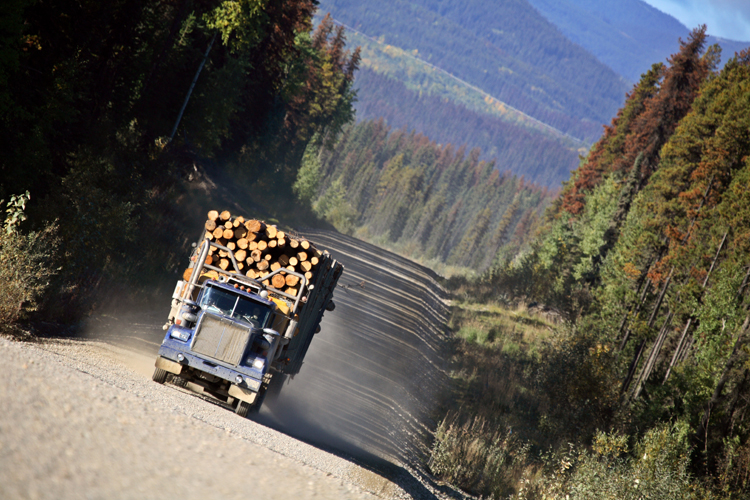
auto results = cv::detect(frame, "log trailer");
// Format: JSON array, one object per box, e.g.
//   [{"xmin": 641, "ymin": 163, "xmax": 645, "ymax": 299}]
[{"xmin": 152, "ymin": 212, "xmax": 343, "ymax": 417}]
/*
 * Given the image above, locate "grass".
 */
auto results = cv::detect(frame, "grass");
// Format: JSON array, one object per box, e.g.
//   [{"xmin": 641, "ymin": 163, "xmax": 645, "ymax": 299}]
[{"xmin": 450, "ymin": 301, "xmax": 555, "ymax": 355}]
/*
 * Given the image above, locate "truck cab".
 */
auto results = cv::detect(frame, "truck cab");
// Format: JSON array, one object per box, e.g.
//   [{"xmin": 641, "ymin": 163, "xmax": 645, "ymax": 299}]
[{"xmin": 154, "ymin": 278, "xmax": 286, "ymax": 416}]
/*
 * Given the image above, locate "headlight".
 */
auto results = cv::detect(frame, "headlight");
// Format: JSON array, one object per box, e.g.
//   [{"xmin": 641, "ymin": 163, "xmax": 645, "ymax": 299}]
[
  {"xmin": 252, "ymin": 358, "xmax": 265, "ymax": 369},
  {"xmin": 235, "ymin": 375, "xmax": 243, "ymax": 384},
  {"xmin": 170, "ymin": 329, "xmax": 191, "ymax": 341}
]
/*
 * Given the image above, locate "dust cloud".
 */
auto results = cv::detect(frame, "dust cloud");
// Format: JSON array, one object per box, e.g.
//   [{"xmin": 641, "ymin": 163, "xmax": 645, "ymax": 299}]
[
  {"xmin": 82, "ymin": 231, "xmax": 451, "ymax": 470},
  {"xmin": 257, "ymin": 231, "xmax": 451, "ymax": 466}
]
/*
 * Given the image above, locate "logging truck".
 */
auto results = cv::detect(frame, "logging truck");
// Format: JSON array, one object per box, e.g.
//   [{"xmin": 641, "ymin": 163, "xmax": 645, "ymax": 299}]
[{"xmin": 152, "ymin": 211, "xmax": 343, "ymax": 416}]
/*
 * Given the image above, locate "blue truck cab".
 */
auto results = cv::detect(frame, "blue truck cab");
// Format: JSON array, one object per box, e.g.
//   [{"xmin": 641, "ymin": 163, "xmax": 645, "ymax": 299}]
[{"xmin": 152, "ymin": 220, "xmax": 343, "ymax": 417}]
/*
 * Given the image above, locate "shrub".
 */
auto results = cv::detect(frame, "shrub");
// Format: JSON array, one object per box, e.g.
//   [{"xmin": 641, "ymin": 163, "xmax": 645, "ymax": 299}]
[{"xmin": 0, "ymin": 192, "xmax": 60, "ymax": 334}]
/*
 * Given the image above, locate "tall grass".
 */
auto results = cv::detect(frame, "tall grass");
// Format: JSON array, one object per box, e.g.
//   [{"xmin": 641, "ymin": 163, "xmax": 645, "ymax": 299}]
[{"xmin": 429, "ymin": 300, "xmax": 704, "ymax": 498}]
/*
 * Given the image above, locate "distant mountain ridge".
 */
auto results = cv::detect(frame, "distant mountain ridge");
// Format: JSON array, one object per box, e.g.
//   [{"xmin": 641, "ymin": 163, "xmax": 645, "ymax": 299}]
[
  {"xmin": 318, "ymin": 0, "xmax": 629, "ymax": 143},
  {"xmin": 526, "ymin": 0, "xmax": 750, "ymax": 82}
]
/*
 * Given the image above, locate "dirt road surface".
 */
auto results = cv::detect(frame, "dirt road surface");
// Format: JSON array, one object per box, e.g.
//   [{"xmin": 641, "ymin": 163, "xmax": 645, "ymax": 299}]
[{"xmin": 0, "ymin": 231, "xmax": 463, "ymax": 499}]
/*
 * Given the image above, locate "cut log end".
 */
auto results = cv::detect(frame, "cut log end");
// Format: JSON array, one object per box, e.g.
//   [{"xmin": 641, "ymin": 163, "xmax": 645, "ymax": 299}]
[
  {"xmin": 205, "ymin": 220, "xmax": 217, "ymax": 231},
  {"xmin": 285, "ymin": 275, "xmax": 299, "ymax": 287},
  {"xmin": 271, "ymin": 275, "xmax": 286, "ymax": 289},
  {"xmin": 220, "ymin": 210, "xmax": 231, "ymax": 221},
  {"xmin": 207, "ymin": 210, "xmax": 220, "ymax": 221}
]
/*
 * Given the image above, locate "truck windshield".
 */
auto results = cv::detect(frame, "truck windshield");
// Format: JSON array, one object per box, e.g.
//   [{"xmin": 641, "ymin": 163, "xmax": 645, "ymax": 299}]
[{"xmin": 200, "ymin": 285, "xmax": 271, "ymax": 328}]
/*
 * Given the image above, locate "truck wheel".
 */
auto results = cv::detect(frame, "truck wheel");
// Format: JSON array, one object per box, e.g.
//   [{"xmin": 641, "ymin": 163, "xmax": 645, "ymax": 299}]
[
  {"xmin": 152, "ymin": 367, "xmax": 168, "ymax": 384},
  {"xmin": 235, "ymin": 401, "xmax": 251, "ymax": 418}
]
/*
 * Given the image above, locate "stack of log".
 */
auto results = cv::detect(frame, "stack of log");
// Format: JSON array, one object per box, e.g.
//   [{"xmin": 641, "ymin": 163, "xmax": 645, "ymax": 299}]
[{"xmin": 201, "ymin": 210, "xmax": 324, "ymax": 296}]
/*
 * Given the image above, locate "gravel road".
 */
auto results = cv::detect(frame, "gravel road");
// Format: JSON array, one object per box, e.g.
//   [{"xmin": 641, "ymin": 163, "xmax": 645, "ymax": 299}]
[{"xmin": 0, "ymin": 231, "xmax": 466, "ymax": 499}]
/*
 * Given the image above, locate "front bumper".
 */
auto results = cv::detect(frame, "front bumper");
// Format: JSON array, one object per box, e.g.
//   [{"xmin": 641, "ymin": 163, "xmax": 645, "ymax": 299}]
[{"xmin": 158, "ymin": 339, "xmax": 263, "ymax": 392}]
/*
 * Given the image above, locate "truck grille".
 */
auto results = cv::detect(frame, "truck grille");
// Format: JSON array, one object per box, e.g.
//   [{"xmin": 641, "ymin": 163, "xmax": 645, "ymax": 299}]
[{"xmin": 191, "ymin": 313, "xmax": 250, "ymax": 366}]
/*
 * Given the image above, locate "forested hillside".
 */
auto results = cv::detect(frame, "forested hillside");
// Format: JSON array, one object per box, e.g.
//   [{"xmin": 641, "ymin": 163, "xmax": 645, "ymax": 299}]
[
  {"xmin": 353, "ymin": 68, "xmax": 581, "ymax": 186},
  {"xmin": 318, "ymin": 0, "xmax": 629, "ymax": 143},
  {"xmin": 528, "ymin": 0, "xmax": 749, "ymax": 82},
  {"xmin": 0, "ymin": 1, "xmax": 358, "ymax": 327},
  {"xmin": 296, "ymin": 120, "xmax": 554, "ymax": 273},
  {"xmin": 435, "ymin": 27, "xmax": 750, "ymax": 499}
]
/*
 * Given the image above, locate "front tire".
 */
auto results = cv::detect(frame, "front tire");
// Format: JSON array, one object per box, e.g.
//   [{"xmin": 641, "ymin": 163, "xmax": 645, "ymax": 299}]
[
  {"xmin": 235, "ymin": 401, "xmax": 251, "ymax": 418},
  {"xmin": 152, "ymin": 367, "xmax": 168, "ymax": 384}
]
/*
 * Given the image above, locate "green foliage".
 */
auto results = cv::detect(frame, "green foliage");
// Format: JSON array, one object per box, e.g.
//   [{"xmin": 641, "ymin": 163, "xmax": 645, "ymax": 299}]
[
  {"xmin": 525, "ymin": 423, "xmax": 706, "ymax": 500},
  {"xmin": 3, "ymin": 190, "xmax": 29, "ymax": 235},
  {"xmin": 309, "ymin": 120, "xmax": 554, "ymax": 273},
  {"xmin": 314, "ymin": 178, "xmax": 356, "ymax": 234},
  {"xmin": 204, "ymin": 0, "xmax": 267, "ymax": 52},
  {"xmin": 293, "ymin": 141, "xmax": 322, "ymax": 205},
  {"xmin": 0, "ymin": 0, "xmax": 358, "ymax": 324},
  {"xmin": 436, "ymin": 43, "xmax": 750, "ymax": 500},
  {"xmin": 0, "ymin": 195, "xmax": 59, "ymax": 333}
]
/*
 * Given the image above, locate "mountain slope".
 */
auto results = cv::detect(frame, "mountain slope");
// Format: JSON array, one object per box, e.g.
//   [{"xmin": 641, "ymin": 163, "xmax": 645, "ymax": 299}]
[
  {"xmin": 353, "ymin": 68, "xmax": 581, "ymax": 186},
  {"xmin": 527, "ymin": 0, "xmax": 750, "ymax": 82},
  {"xmin": 318, "ymin": 0, "xmax": 629, "ymax": 143}
]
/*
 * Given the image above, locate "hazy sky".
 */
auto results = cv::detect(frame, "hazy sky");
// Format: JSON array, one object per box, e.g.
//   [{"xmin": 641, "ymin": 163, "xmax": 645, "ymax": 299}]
[{"xmin": 642, "ymin": 0, "xmax": 750, "ymax": 41}]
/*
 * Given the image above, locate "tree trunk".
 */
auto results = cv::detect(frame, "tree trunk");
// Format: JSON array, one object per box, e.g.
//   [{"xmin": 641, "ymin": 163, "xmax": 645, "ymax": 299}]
[
  {"xmin": 622, "ymin": 338, "xmax": 648, "ymax": 396},
  {"xmin": 694, "ymin": 314, "xmax": 750, "ymax": 453},
  {"xmin": 633, "ymin": 311, "xmax": 674, "ymax": 399}
]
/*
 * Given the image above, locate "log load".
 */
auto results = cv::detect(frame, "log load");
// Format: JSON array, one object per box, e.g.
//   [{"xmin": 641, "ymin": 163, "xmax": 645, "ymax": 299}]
[{"xmin": 197, "ymin": 211, "xmax": 330, "ymax": 292}]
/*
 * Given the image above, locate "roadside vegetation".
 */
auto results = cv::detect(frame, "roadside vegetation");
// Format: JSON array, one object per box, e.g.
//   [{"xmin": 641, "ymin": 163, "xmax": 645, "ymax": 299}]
[
  {"xmin": 0, "ymin": 1, "xmax": 359, "ymax": 333},
  {"xmin": 428, "ymin": 28, "xmax": 750, "ymax": 499}
]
